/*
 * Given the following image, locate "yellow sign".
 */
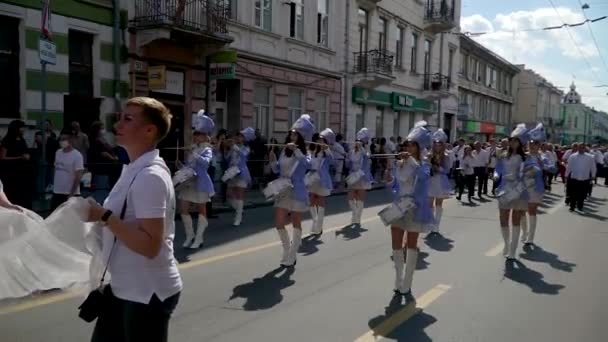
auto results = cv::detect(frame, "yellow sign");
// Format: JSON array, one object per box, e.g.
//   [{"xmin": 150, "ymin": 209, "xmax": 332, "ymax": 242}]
[{"xmin": 148, "ymin": 65, "xmax": 166, "ymax": 90}]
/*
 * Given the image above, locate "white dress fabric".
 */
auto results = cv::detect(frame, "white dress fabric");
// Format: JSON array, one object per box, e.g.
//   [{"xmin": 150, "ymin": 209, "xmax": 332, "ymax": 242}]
[
  {"xmin": 308, "ymin": 153, "xmax": 331, "ymax": 197},
  {"xmin": 227, "ymin": 145, "xmax": 249, "ymax": 189},
  {"xmin": 348, "ymin": 150, "xmax": 372, "ymax": 190},
  {"xmin": 178, "ymin": 145, "xmax": 210, "ymax": 204},
  {"xmin": 498, "ymin": 155, "xmax": 528, "ymax": 211},
  {"xmin": 391, "ymin": 159, "xmax": 429, "ymax": 233},
  {"xmin": 0, "ymin": 197, "xmax": 99, "ymax": 300},
  {"xmin": 527, "ymin": 153, "xmax": 544, "ymax": 204},
  {"xmin": 428, "ymin": 154, "xmax": 451, "ymax": 199},
  {"xmin": 274, "ymin": 154, "xmax": 308, "ymax": 213}
]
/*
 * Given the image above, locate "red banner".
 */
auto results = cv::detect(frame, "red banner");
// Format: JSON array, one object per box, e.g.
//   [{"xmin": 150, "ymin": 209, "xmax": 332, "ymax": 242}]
[
  {"xmin": 41, "ymin": 0, "xmax": 52, "ymax": 40},
  {"xmin": 480, "ymin": 122, "xmax": 496, "ymax": 134}
]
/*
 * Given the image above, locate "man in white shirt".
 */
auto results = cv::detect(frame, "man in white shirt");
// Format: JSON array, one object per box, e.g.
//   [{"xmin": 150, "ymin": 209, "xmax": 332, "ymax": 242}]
[
  {"xmin": 386, "ymin": 136, "xmax": 397, "ymax": 154},
  {"xmin": 452, "ymin": 138, "xmax": 466, "ymax": 168},
  {"xmin": 591, "ymin": 145, "xmax": 604, "ymax": 185},
  {"xmin": 472, "ymin": 141, "xmax": 490, "ymax": 199},
  {"xmin": 566, "ymin": 144, "xmax": 597, "ymax": 212},
  {"xmin": 51, "ymin": 129, "xmax": 85, "ymax": 211}
]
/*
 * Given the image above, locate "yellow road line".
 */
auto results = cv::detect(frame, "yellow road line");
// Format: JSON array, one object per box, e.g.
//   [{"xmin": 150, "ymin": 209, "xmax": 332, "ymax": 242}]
[
  {"xmin": 484, "ymin": 242, "xmax": 504, "ymax": 257},
  {"xmin": 0, "ymin": 215, "xmax": 381, "ymax": 316},
  {"xmin": 354, "ymin": 284, "xmax": 451, "ymax": 342}
]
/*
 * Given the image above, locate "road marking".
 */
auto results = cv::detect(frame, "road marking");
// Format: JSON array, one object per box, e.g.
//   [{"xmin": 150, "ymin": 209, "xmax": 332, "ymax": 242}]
[
  {"xmin": 484, "ymin": 243, "xmax": 504, "ymax": 257},
  {"xmin": 354, "ymin": 284, "xmax": 451, "ymax": 342},
  {"xmin": 0, "ymin": 215, "xmax": 382, "ymax": 316}
]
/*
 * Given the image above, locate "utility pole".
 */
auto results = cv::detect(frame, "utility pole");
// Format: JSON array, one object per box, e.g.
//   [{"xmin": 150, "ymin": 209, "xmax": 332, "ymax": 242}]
[{"xmin": 39, "ymin": 0, "xmax": 56, "ymax": 192}]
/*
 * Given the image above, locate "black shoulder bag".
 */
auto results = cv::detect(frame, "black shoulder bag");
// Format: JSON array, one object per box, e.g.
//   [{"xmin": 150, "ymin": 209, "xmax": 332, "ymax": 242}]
[{"xmin": 78, "ymin": 175, "xmax": 139, "ymax": 323}]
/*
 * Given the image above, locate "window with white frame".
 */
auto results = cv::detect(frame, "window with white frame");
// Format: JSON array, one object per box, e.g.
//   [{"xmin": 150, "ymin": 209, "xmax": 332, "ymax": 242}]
[
  {"xmin": 255, "ymin": 0, "xmax": 272, "ymax": 31},
  {"xmin": 448, "ymin": 48, "xmax": 455, "ymax": 79},
  {"xmin": 358, "ymin": 8, "xmax": 369, "ymax": 53},
  {"xmin": 423, "ymin": 39, "xmax": 431, "ymax": 76},
  {"xmin": 317, "ymin": 0, "xmax": 329, "ymax": 47},
  {"xmin": 314, "ymin": 93, "xmax": 329, "ymax": 130},
  {"xmin": 289, "ymin": 0, "xmax": 304, "ymax": 40},
  {"xmin": 254, "ymin": 84, "xmax": 272, "ymax": 138},
  {"xmin": 288, "ymin": 88, "xmax": 304, "ymax": 128},
  {"xmin": 378, "ymin": 17, "xmax": 387, "ymax": 51},
  {"xmin": 410, "ymin": 32, "xmax": 418, "ymax": 72},
  {"xmin": 396, "ymin": 27, "xmax": 404, "ymax": 68}
]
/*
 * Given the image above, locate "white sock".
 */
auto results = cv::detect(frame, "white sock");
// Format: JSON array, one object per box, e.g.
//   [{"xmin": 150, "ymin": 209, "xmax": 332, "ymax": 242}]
[
  {"xmin": 393, "ymin": 250, "xmax": 405, "ymax": 292},
  {"xmin": 434, "ymin": 207, "xmax": 443, "ymax": 232},
  {"xmin": 500, "ymin": 226, "xmax": 510, "ymax": 256},
  {"xmin": 310, "ymin": 206, "xmax": 318, "ymax": 233},
  {"xmin": 190, "ymin": 215, "xmax": 208, "ymax": 248},
  {"xmin": 181, "ymin": 214, "xmax": 194, "ymax": 247},
  {"xmin": 528, "ymin": 215, "xmax": 537, "ymax": 243},
  {"xmin": 286, "ymin": 229, "xmax": 303, "ymax": 265},
  {"xmin": 349, "ymin": 200, "xmax": 357, "ymax": 224},
  {"xmin": 277, "ymin": 228, "xmax": 290, "ymax": 264},
  {"xmin": 356, "ymin": 200, "xmax": 364, "ymax": 224},
  {"xmin": 403, "ymin": 248, "xmax": 419, "ymax": 293},
  {"xmin": 509, "ymin": 226, "xmax": 521, "ymax": 259},
  {"xmin": 317, "ymin": 207, "xmax": 325, "ymax": 233},
  {"xmin": 520, "ymin": 215, "xmax": 528, "ymax": 242},
  {"xmin": 233, "ymin": 200, "xmax": 244, "ymax": 226}
]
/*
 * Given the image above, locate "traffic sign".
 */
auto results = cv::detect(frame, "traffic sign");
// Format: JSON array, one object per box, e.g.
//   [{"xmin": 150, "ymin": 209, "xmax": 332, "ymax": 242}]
[{"xmin": 39, "ymin": 38, "xmax": 56, "ymax": 65}]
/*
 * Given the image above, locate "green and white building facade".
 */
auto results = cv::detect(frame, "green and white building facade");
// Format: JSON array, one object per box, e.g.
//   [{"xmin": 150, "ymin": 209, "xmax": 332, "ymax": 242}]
[{"xmin": 0, "ymin": 0, "xmax": 127, "ymax": 140}]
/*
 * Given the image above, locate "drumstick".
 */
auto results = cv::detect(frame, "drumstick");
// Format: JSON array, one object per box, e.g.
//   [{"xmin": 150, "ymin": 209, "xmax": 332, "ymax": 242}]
[
  {"xmin": 306, "ymin": 141, "xmax": 329, "ymax": 147},
  {"xmin": 371, "ymin": 153, "xmax": 399, "ymax": 157},
  {"xmin": 265, "ymin": 143, "xmax": 286, "ymax": 147}
]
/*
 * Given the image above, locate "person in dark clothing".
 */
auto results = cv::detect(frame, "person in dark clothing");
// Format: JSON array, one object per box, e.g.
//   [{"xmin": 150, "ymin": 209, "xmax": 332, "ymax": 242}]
[
  {"xmin": 88, "ymin": 121, "xmax": 118, "ymax": 204},
  {"xmin": 0, "ymin": 120, "xmax": 33, "ymax": 209}
]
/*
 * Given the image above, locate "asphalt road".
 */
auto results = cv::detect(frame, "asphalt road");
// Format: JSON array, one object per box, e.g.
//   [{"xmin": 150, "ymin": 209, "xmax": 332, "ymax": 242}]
[{"xmin": 1, "ymin": 181, "xmax": 607, "ymax": 342}]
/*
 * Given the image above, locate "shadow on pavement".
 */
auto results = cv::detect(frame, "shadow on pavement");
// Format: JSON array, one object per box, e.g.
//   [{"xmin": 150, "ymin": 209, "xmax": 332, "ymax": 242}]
[
  {"xmin": 520, "ymin": 244, "xmax": 576, "ymax": 272},
  {"xmin": 335, "ymin": 224, "xmax": 369, "ymax": 241},
  {"xmin": 228, "ymin": 267, "xmax": 295, "ymax": 311},
  {"xmin": 366, "ymin": 294, "xmax": 435, "ymax": 342},
  {"xmin": 577, "ymin": 211, "xmax": 608, "ymax": 221},
  {"xmin": 416, "ymin": 250, "xmax": 430, "ymax": 270},
  {"xmin": 424, "ymin": 233, "xmax": 454, "ymax": 252},
  {"xmin": 299, "ymin": 235, "xmax": 324, "ymax": 256},
  {"xmin": 503, "ymin": 260, "xmax": 565, "ymax": 295}
]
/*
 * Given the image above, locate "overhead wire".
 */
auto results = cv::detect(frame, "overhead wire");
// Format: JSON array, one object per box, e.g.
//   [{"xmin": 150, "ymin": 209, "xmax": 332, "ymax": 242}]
[{"xmin": 575, "ymin": 0, "xmax": 608, "ymax": 75}]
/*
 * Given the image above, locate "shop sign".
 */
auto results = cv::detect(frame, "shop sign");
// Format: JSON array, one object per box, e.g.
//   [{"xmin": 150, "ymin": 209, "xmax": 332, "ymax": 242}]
[
  {"xmin": 210, "ymin": 63, "xmax": 236, "ymax": 80},
  {"xmin": 152, "ymin": 69, "xmax": 184, "ymax": 95},
  {"xmin": 465, "ymin": 121, "xmax": 480, "ymax": 133},
  {"xmin": 480, "ymin": 122, "xmax": 496, "ymax": 134},
  {"xmin": 39, "ymin": 38, "xmax": 56, "ymax": 65},
  {"xmin": 148, "ymin": 66, "xmax": 166, "ymax": 90}
]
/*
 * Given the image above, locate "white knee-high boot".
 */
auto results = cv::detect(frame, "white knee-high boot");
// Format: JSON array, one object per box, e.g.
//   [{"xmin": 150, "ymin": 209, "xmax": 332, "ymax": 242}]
[
  {"xmin": 277, "ymin": 229, "xmax": 291, "ymax": 265},
  {"xmin": 310, "ymin": 206, "xmax": 319, "ymax": 234},
  {"xmin": 403, "ymin": 248, "xmax": 419, "ymax": 295},
  {"xmin": 190, "ymin": 215, "xmax": 208, "ymax": 249},
  {"xmin": 181, "ymin": 214, "xmax": 195, "ymax": 247},
  {"xmin": 508, "ymin": 225, "xmax": 521, "ymax": 259},
  {"xmin": 393, "ymin": 250, "xmax": 405, "ymax": 293},
  {"xmin": 527, "ymin": 215, "xmax": 537, "ymax": 243},
  {"xmin": 349, "ymin": 200, "xmax": 357, "ymax": 225},
  {"xmin": 355, "ymin": 200, "xmax": 364, "ymax": 225},
  {"xmin": 434, "ymin": 207, "xmax": 443, "ymax": 232},
  {"xmin": 285, "ymin": 229, "xmax": 302, "ymax": 266},
  {"xmin": 500, "ymin": 226, "xmax": 510, "ymax": 257},
  {"xmin": 233, "ymin": 200, "xmax": 244, "ymax": 226},
  {"xmin": 316, "ymin": 207, "xmax": 325, "ymax": 234},
  {"xmin": 520, "ymin": 214, "xmax": 528, "ymax": 243}
]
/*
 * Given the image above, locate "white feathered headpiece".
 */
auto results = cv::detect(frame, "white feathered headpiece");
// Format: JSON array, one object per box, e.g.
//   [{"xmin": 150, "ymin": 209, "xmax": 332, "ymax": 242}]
[
  {"xmin": 407, "ymin": 121, "xmax": 431, "ymax": 150},
  {"xmin": 320, "ymin": 128, "xmax": 336, "ymax": 145},
  {"xmin": 510, "ymin": 123, "xmax": 530, "ymax": 145},
  {"xmin": 432, "ymin": 128, "xmax": 448, "ymax": 143},
  {"xmin": 240, "ymin": 127, "xmax": 256, "ymax": 142},
  {"xmin": 192, "ymin": 109, "xmax": 215, "ymax": 134},
  {"xmin": 356, "ymin": 128, "xmax": 370, "ymax": 144},
  {"xmin": 291, "ymin": 114, "xmax": 315, "ymax": 141},
  {"xmin": 527, "ymin": 123, "xmax": 546, "ymax": 143}
]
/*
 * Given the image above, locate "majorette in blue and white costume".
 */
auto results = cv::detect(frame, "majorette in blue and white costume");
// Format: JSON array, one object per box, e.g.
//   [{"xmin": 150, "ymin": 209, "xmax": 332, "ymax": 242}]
[
  {"xmin": 225, "ymin": 127, "xmax": 255, "ymax": 227},
  {"xmin": 427, "ymin": 128, "xmax": 452, "ymax": 235},
  {"xmin": 383, "ymin": 120, "xmax": 433, "ymax": 296},
  {"xmin": 179, "ymin": 110, "xmax": 215, "ymax": 249},
  {"xmin": 494, "ymin": 123, "xmax": 530, "ymax": 259},
  {"xmin": 346, "ymin": 128, "xmax": 373, "ymax": 227},
  {"xmin": 269, "ymin": 114, "xmax": 314, "ymax": 267},
  {"xmin": 520, "ymin": 123, "xmax": 548, "ymax": 245},
  {"xmin": 307, "ymin": 128, "xmax": 335, "ymax": 236}
]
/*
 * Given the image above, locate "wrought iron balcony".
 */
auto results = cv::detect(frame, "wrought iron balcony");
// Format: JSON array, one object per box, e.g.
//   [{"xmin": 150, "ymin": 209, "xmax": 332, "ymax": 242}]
[
  {"xmin": 352, "ymin": 49, "xmax": 395, "ymax": 88},
  {"xmin": 130, "ymin": 0, "xmax": 231, "ymax": 41},
  {"xmin": 424, "ymin": 0, "xmax": 456, "ymax": 34},
  {"xmin": 422, "ymin": 73, "xmax": 451, "ymax": 99}
]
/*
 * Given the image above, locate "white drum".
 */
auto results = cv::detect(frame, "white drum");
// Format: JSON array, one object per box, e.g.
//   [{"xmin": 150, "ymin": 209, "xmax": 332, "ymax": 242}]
[
  {"xmin": 497, "ymin": 182, "xmax": 526, "ymax": 205},
  {"xmin": 172, "ymin": 167, "xmax": 196, "ymax": 190},
  {"xmin": 263, "ymin": 178, "xmax": 293, "ymax": 201},
  {"xmin": 346, "ymin": 170, "xmax": 365, "ymax": 186},
  {"xmin": 304, "ymin": 171, "xmax": 321, "ymax": 188},
  {"xmin": 378, "ymin": 197, "xmax": 416, "ymax": 226},
  {"xmin": 221, "ymin": 166, "xmax": 241, "ymax": 182}
]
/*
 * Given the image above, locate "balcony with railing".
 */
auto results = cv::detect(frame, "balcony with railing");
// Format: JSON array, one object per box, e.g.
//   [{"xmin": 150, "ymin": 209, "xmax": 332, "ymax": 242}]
[
  {"xmin": 422, "ymin": 73, "xmax": 451, "ymax": 99},
  {"xmin": 352, "ymin": 49, "xmax": 395, "ymax": 88},
  {"xmin": 130, "ymin": 0, "xmax": 232, "ymax": 44},
  {"xmin": 424, "ymin": 0, "xmax": 456, "ymax": 34}
]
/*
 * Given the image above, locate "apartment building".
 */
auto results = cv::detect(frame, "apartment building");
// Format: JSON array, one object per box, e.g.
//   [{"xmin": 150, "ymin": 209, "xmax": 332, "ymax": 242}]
[
  {"xmin": 513, "ymin": 65, "xmax": 563, "ymax": 143},
  {"xmin": 342, "ymin": 0, "xmax": 462, "ymax": 142},
  {"xmin": 561, "ymin": 83, "xmax": 597, "ymax": 144},
  {"xmin": 457, "ymin": 35, "xmax": 518, "ymax": 142},
  {"xmin": 0, "ymin": 0, "xmax": 129, "ymax": 141}
]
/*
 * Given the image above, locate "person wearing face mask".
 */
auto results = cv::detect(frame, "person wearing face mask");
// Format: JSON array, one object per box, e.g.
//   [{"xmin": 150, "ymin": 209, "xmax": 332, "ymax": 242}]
[{"xmin": 50, "ymin": 128, "xmax": 85, "ymax": 211}]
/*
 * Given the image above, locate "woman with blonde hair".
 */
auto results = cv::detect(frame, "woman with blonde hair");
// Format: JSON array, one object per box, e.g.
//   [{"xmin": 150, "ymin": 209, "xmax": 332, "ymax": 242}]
[
  {"xmin": 268, "ymin": 115, "xmax": 314, "ymax": 267},
  {"xmin": 224, "ymin": 127, "xmax": 255, "ymax": 226},
  {"xmin": 427, "ymin": 129, "xmax": 451, "ymax": 235},
  {"xmin": 178, "ymin": 110, "xmax": 215, "ymax": 249},
  {"xmin": 85, "ymin": 97, "xmax": 182, "ymax": 341},
  {"xmin": 307, "ymin": 128, "xmax": 335, "ymax": 236},
  {"xmin": 520, "ymin": 123, "xmax": 547, "ymax": 246},
  {"xmin": 346, "ymin": 128, "xmax": 373, "ymax": 227}
]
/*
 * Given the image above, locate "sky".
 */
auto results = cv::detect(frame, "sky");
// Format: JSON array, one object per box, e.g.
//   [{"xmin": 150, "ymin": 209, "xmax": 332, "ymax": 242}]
[{"xmin": 461, "ymin": 0, "xmax": 608, "ymax": 112}]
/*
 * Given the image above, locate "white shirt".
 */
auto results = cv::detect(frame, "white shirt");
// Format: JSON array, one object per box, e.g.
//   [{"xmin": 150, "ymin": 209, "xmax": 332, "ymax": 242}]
[
  {"xmin": 102, "ymin": 149, "xmax": 182, "ymax": 304},
  {"xmin": 592, "ymin": 150, "xmax": 604, "ymax": 164},
  {"xmin": 562, "ymin": 149, "xmax": 573, "ymax": 162},
  {"xmin": 453, "ymin": 145, "xmax": 466, "ymax": 163},
  {"xmin": 472, "ymin": 149, "xmax": 490, "ymax": 167},
  {"xmin": 461, "ymin": 155, "xmax": 475, "ymax": 175},
  {"xmin": 566, "ymin": 152, "xmax": 597, "ymax": 181},
  {"xmin": 487, "ymin": 147, "xmax": 499, "ymax": 168},
  {"xmin": 385, "ymin": 140, "xmax": 396, "ymax": 154},
  {"xmin": 53, "ymin": 149, "xmax": 84, "ymax": 195}
]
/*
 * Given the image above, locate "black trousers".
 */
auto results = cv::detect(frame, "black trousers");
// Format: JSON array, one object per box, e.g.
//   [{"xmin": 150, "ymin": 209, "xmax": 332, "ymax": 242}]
[
  {"xmin": 91, "ymin": 287, "xmax": 180, "ymax": 342},
  {"xmin": 474, "ymin": 167, "xmax": 488, "ymax": 196},
  {"xmin": 567, "ymin": 178, "xmax": 590, "ymax": 211},
  {"xmin": 458, "ymin": 174, "xmax": 475, "ymax": 200},
  {"xmin": 487, "ymin": 167, "xmax": 496, "ymax": 193}
]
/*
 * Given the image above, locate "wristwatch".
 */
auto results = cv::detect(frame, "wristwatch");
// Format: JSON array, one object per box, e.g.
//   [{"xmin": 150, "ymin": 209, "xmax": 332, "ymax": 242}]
[{"xmin": 100, "ymin": 210, "xmax": 113, "ymax": 224}]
